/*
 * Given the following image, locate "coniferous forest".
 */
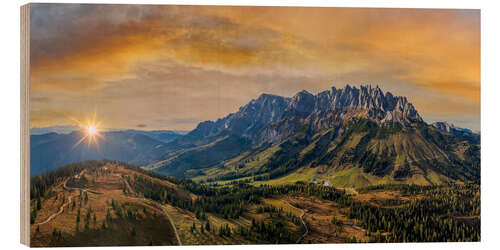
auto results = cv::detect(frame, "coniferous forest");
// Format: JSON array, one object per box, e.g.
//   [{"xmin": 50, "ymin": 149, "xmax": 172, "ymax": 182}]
[{"xmin": 30, "ymin": 160, "xmax": 480, "ymax": 245}]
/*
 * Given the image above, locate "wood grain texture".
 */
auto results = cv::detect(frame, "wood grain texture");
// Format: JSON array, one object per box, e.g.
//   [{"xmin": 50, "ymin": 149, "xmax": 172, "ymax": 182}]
[{"xmin": 20, "ymin": 3, "xmax": 30, "ymax": 246}]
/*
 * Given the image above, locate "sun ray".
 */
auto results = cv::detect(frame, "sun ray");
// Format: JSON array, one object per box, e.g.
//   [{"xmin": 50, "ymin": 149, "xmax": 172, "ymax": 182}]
[
  {"xmin": 67, "ymin": 112, "xmax": 105, "ymax": 149},
  {"xmin": 72, "ymin": 134, "xmax": 88, "ymax": 150}
]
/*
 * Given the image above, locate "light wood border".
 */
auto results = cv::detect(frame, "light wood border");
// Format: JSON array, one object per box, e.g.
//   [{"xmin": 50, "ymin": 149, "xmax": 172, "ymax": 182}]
[{"xmin": 20, "ymin": 3, "xmax": 30, "ymax": 247}]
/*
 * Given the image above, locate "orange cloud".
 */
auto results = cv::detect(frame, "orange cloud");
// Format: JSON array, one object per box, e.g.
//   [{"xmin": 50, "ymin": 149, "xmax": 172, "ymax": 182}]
[
  {"xmin": 29, "ymin": 4, "xmax": 480, "ymax": 130},
  {"xmin": 31, "ymin": 16, "xmax": 187, "ymax": 93},
  {"xmin": 201, "ymin": 7, "xmax": 480, "ymax": 102}
]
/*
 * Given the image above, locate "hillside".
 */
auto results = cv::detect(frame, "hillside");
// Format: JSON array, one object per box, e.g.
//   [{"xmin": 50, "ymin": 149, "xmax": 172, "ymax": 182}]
[
  {"xmin": 30, "ymin": 161, "xmax": 480, "ymax": 245},
  {"xmin": 193, "ymin": 119, "xmax": 479, "ymax": 187},
  {"xmin": 146, "ymin": 85, "xmax": 480, "ymax": 187}
]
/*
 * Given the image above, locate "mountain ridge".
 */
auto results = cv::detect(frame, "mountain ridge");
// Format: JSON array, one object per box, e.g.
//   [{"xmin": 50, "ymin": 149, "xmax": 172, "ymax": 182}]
[
  {"xmin": 187, "ymin": 85, "xmax": 424, "ymax": 143},
  {"xmin": 30, "ymin": 129, "xmax": 185, "ymax": 176},
  {"xmin": 148, "ymin": 85, "xmax": 480, "ymax": 186},
  {"xmin": 431, "ymin": 121, "xmax": 479, "ymax": 143}
]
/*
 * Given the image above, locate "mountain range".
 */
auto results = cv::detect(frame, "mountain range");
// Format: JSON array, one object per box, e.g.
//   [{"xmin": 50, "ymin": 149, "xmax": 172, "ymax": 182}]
[
  {"xmin": 30, "ymin": 130, "xmax": 184, "ymax": 176},
  {"xmin": 172, "ymin": 85, "xmax": 422, "ymax": 146},
  {"xmin": 31, "ymin": 85, "xmax": 480, "ymax": 187},
  {"xmin": 30, "ymin": 125, "xmax": 81, "ymax": 135},
  {"xmin": 431, "ymin": 121, "xmax": 480, "ymax": 144},
  {"xmin": 143, "ymin": 85, "xmax": 480, "ymax": 187}
]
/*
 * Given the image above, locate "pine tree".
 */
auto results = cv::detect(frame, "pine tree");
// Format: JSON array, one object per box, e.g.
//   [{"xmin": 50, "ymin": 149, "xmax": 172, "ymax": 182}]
[
  {"xmin": 205, "ymin": 221, "xmax": 211, "ymax": 232},
  {"xmin": 85, "ymin": 208, "xmax": 91, "ymax": 231},
  {"xmin": 76, "ymin": 208, "xmax": 81, "ymax": 223},
  {"xmin": 36, "ymin": 196, "xmax": 42, "ymax": 210}
]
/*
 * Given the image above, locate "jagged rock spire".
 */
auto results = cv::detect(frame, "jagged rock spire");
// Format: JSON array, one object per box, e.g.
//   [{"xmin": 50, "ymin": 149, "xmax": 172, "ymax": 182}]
[{"xmin": 188, "ymin": 84, "xmax": 423, "ymax": 142}]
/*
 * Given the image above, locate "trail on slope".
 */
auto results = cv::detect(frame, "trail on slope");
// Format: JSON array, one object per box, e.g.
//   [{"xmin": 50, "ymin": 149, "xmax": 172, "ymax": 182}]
[
  {"xmin": 34, "ymin": 184, "xmax": 74, "ymax": 226},
  {"xmin": 281, "ymin": 199, "xmax": 308, "ymax": 244},
  {"xmin": 35, "ymin": 170, "xmax": 101, "ymax": 226},
  {"xmin": 121, "ymin": 175, "xmax": 182, "ymax": 246},
  {"xmin": 121, "ymin": 175, "xmax": 136, "ymax": 195},
  {"xmin": 63, "ymin": 170, "xmax": 102, "ymax": 194},
  {"xmin": 32, "ymin": 170, "xmax": 183, "ymax": 246}
]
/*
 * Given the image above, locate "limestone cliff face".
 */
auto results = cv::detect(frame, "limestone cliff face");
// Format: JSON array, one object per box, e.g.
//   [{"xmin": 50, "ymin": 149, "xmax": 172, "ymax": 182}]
[{"xmin": 185, "ymin": 85, "xmax": 423, "ymax": 145}]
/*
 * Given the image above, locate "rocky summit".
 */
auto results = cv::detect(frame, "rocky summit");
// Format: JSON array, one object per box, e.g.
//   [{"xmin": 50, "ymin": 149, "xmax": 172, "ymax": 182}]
[{"xmin": 185, "ymin": 85, "xmax": 423, "ymax": 145}]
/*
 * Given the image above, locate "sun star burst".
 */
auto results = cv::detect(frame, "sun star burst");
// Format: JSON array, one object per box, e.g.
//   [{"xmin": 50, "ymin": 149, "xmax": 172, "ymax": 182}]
[{"xmin": 70, "ymin": 113, "xmax": 105, "ymax": 149}]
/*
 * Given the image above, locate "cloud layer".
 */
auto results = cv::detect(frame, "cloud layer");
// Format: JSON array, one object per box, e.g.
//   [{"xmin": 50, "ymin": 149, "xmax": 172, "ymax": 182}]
[{"xmin": 29, "ymin": 4, "xmax": 480, "ymax": 131}]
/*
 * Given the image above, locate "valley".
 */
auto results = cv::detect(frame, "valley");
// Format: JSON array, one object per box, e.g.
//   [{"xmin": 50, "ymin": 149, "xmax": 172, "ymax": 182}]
[{"xmin": 30, "ymin": 160, "xmax": 480, "ymax": 245}]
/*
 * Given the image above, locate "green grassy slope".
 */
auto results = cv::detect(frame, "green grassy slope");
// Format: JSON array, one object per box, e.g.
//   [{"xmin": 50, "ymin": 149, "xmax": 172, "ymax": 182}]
[
  {"xmin": 196, "ymin": 119, "xmax": 479, "ymax": 188},
  {"xmin": 145, "ymin": 135, "xmax": 252, "ymax": 178}
]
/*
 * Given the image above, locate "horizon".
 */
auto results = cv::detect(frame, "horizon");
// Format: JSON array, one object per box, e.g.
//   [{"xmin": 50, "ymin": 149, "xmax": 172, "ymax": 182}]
[
  {"xmin": 30, "ymin": 84, "xmax": 481, "ymax": 134},
  {"xmin": 30, "ymin": 4, "xmax": 480, "ymax": 132},
  {"xmin": 30, "ymin": 84, "xmax": 481, "ymax": 133}
]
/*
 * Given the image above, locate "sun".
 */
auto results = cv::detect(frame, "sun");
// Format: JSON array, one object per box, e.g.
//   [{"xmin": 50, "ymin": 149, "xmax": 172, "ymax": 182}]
[
  {"xmin": 82, "ymin": 123, "xmax": 101, "ymax": 147},
  {"xmin": 74, "ymin": 123, "xmax": 102, "ymax": 148},
  {"xmin": 86, "ymin": 125, "xmax": 98, "ymax": 136},
  {"xmin": 69, "ymin": 113, "xmax": 105, "ymax": 149}
]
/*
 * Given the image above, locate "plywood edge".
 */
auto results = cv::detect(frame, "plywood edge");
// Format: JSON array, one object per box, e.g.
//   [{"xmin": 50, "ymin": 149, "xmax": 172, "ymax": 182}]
[{"xmin": 20, "ymin": 3, "xmax": 30, "ymax": 247}]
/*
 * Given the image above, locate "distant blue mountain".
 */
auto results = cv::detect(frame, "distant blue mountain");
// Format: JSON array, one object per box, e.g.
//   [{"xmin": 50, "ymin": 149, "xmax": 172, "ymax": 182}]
[
  {"xmin": 30, "ymin": 129, "xmax": 186, "ymax": 176},
  {"xmin": 431, "ymin": 122, "xmax": 480, "ymax": 144},
  {"xmin": 30, "ymin": 125, "xmax": 80, "ymax": 135},
  {"xmin": 124, "ymin": 129, "xmax": 186, "ymax": 143}
]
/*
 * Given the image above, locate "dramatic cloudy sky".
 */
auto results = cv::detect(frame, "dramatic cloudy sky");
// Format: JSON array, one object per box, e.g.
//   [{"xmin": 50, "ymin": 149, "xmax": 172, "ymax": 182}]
[{"xmin": 29, "ymin": 4, "xmax": 480, "ymax": 132}]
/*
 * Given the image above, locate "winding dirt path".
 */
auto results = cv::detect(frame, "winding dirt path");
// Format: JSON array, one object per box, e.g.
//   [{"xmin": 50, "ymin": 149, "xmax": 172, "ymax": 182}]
[
  {"xmin": 33, "ymin": 170, "xmax": 182, "ymax": 246},
  {"xmin": 63, "ymin": 170, "xmax": 102, "ymax": 194},
  {"xmin": 121, "ymin": 175, "xmax": 182, "ymax": 246},
  {"xmin": 155, "ymin": 202, "xmax": 182, "ymax": 246},
  {"xmin": 343, "ymin": 221, "xmax": 366, "ymax": 232},
  {"xmin": 121, "ymin": 175, "xmax": 136, "ymax": 195},
  {"xmin": 35, "ymin": 170, "xmax": 102, "ymax": 226},
  {"xmin": 281, "ymin": 199, "xmax": 308, "ymax": 244},
  {"xmin": 34, "ymin": 189, "xmax": 74, "ymax": 226}
]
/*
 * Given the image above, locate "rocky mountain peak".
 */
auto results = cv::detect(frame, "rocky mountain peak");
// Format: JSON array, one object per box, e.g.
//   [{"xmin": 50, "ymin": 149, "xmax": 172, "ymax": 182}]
[
  {"xmin": 284, "ymin": 90, "xmax": 315, "ymax": 118},
  {"xmin": 432, "ymin": 121, "xmax": 454, "ymax": 132},
  {"xmin": 315, "ymin": 85, "xmax": 423, "ymax": 123},
  {"xmin": 185, "ymin": 84, "xmax": 424, "ymax": 144},
  {"xmin": 293, "ymin": 90, "xmax": 314, "ymax": 100},
  {"xmin": 432, "ymin": 121, "xmax": 473, "ymax": 134},
  {"xmin": 431, "ymin": 121, "xmax": 478, "ymax": 143}
]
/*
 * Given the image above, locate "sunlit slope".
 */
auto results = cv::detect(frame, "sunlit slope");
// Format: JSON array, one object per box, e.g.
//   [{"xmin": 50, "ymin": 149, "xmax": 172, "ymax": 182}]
[
  {"xmin": 145, "ymin": 135, "xmax": 252, "ymax": 178},
  {"xmin": 32, "ymin": 160, "xmax": 351, "ymax": 245},
  {"xmin": 194, "ymin": 119, "xmax": 479, "ymax": 187}
]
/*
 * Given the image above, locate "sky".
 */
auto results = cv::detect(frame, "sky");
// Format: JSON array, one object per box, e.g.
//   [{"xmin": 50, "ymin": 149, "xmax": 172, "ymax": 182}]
[{"xmin": 29, "ymin": 4, "xmax": 480, "ymax": 132}]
